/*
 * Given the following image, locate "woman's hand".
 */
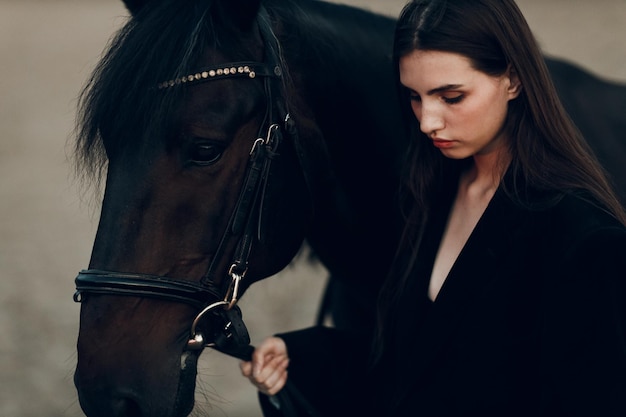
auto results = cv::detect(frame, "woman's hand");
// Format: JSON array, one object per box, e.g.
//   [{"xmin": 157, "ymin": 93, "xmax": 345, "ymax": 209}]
[{"xmin": 240, "ymin": 336, "xmax": 290, "ymax": 396}]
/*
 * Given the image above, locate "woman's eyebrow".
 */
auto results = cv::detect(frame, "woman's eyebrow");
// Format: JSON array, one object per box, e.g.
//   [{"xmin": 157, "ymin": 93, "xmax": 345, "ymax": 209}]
[{"xmin": 427, "ymin": 84, "xmax": 464, "ymax": 95}]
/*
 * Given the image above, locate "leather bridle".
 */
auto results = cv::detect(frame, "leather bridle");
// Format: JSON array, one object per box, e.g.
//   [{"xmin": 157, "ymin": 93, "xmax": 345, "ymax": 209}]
[{"xmin": 73, "ymin": 7, "xmax": 306, "ymax": 361}]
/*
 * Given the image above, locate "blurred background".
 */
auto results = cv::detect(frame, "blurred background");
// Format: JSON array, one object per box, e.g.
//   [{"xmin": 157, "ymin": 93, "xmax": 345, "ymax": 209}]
[{"xmin": 0, "ymin": 0, "xmax": 624, "ymax": 416}]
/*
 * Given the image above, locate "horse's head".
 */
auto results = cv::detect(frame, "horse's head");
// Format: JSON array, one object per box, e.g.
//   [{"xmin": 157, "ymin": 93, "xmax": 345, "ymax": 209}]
[{"xmin": 73, "ymin": 0, "xmax": 319, "ymax": 415}]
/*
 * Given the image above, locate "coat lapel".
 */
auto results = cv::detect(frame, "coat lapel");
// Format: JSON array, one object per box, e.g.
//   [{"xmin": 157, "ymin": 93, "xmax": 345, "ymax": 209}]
[
  {"xmin": 391, "ymin": 185, "xmax": 531, "ymax": 405},
  {"xmin": 425, "ymin": 187, "xmax": 526, "ymax": 344}
]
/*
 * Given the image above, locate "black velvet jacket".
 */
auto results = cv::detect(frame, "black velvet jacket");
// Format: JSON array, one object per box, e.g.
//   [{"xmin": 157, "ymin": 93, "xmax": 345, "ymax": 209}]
[{"xmin": 261, "ymin": 183, "xmax": 626, "ymax": 417}]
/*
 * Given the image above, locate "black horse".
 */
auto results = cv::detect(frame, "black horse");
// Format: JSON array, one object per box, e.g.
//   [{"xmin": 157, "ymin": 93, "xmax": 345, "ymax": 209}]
[{"xmin": 72, "ymin": 0, "xmax": 626, "ymax": 416}]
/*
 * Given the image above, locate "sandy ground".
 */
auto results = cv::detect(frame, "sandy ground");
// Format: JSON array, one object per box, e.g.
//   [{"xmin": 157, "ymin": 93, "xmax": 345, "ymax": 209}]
[{"xmin": 0, "ymin": 1, "xmax": 624, "ymax": 416}]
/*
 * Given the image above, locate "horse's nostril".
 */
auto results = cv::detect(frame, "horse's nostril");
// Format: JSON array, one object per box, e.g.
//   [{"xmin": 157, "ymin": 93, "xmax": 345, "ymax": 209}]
[{"xmin": 77, "ymin": 390, "xmax": 146, "ymax": 417}]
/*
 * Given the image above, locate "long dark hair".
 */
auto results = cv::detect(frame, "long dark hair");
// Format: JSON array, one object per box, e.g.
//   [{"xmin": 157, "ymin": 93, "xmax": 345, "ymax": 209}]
[{"xmin": 373, "ymin": 0, "xmax": 626, "ymax": 362}]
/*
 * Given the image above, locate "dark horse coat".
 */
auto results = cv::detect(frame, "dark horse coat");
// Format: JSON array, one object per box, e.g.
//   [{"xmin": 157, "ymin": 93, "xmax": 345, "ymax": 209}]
[{"xmin": 261, "ymin": 173, "xmax": 626, "ymax": 417}]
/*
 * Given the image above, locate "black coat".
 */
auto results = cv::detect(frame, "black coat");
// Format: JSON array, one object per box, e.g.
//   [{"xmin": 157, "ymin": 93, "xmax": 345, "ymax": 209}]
[{"xmin": 261, "ymin": 187, "xmax": 626, "ymax": 417}]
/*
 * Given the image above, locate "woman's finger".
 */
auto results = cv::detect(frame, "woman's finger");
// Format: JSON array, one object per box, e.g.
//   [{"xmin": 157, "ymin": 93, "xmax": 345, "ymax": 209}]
[
  {"xmin": 240, "ymin": 360, "xmax": 252, "ymax": 377},
  {"xmin": 254, "ymin": 354, "xmax": 284, "ymax": 383},
  {"xmin": 241, "ymin": 337, "xmax": 290, "ymax": 395},
  {"xmin": 266, "ymin": 370, "xmax": 289, "ymax": 396},
  {"xmin": 257, "ymin": 356, "xmax": 290, "ymax": 393}
]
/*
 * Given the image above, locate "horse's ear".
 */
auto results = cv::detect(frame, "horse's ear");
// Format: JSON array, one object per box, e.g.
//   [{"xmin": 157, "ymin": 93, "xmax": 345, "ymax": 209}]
[
  {"xmin": 121, "ymin": 0, "xmax": 152, "ymax": 16},
  {"xmin": 218, "ymin": 0, "xmax": 262, "ymax": 31}
]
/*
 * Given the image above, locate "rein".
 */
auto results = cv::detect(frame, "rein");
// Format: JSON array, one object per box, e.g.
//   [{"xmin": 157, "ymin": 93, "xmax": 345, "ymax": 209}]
[{"xmin": 73, "ymin": 8, "xmax": 320, "ymax": 417}]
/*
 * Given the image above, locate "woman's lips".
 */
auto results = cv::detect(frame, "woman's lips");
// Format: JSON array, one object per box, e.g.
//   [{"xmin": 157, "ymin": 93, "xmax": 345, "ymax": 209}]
[{"xmin": 432, "ymin": 139, "xmax": 454, "ymax": 149}]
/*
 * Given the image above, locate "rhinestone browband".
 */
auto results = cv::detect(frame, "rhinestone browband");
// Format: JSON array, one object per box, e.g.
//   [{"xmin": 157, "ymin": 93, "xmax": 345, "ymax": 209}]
[
  {"xmin": 157, "ymin": 62, "xmax": 282, "ymax": 90},
  {"xmin": 158, "ymin": 65, "xmax": 254, "ymax": 89}
]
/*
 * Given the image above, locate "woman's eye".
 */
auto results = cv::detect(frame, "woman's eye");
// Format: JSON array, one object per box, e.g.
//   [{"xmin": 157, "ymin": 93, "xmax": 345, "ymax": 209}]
[
  {"xmin": 443, "ymin": 95, "xmax": 464, "ymax": 104},
  {"xmin": 189, "ymin": 142, "xmax": 224, "ymax": 166},
  {"xmin": 409, "ymin": 94, "xmax": 421, "ymax": 102}
]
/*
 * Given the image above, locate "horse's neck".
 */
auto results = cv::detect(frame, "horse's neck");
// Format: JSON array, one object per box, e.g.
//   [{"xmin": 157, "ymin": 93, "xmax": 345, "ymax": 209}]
[
  {"xmin": 278, "ymin": 0, "xmax": 404, "ymax": 167},
  {"xmin": 283, "ymin": 0, "xmax": 398, "ymax": 112},
  {"xmin": 273, "ymin": 0, "xmax": 406, "ymax": 279}
]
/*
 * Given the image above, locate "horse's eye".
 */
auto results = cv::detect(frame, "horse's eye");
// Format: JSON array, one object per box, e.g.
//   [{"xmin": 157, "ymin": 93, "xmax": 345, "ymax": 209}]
[{"xmin": 189, "ymin": 142, "xmax": 224, "ymax": 166}]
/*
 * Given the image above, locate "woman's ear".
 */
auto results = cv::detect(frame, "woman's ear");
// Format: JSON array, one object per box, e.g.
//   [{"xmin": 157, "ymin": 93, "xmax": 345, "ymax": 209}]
[{"xmin": 507, "ymin": 65, "xmax": 523, "ymax": 99}]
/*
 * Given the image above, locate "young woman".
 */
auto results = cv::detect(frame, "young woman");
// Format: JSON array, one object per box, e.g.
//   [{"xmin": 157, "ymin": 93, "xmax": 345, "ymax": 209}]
[{"xmin": 242, "ymin": 0, "xmax": 626, "ymax": 415}]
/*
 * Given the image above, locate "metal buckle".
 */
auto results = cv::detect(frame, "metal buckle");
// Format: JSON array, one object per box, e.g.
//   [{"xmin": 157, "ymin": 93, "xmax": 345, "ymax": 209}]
[
  {"xmin": 250, "ymin": 137, "xmax": 265, "ymax": 155},
  {"xmin": 265, "ymin": 123, "xmax": 279, "ymax": 143},
  {"xmin": 223, "ymin": 263, "xmax": 247, "ymax": 310},
  {"xmin": 250, "ymin": 123, "xmax": 279, "ymax": 155},
  {"xmin": 186, "ymin": 300, "xmax": 229, "ymax": 350}
]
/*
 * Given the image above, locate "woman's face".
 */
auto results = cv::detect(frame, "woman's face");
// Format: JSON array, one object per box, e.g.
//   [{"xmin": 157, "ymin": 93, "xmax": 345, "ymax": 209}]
[{"xmin": 399, "ymin": 49, "xmax": 520, "ymax": 160}]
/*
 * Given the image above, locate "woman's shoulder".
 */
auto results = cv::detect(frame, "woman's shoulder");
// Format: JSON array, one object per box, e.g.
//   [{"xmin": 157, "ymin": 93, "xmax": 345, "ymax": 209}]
[
  {"xmin": 541, "ymin": 192, "xmax": 626, "ymax": 258},
  {"xmin": 538, "ymin": 193, "xmax": 626, "ymax": 286},
  {"xmin": 549, "ymin": 192, "xmax": 625, "ymax": 233}
]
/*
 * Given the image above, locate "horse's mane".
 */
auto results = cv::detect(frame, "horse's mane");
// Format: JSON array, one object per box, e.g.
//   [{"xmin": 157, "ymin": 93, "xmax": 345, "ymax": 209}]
[{"xmin": 270, "ymin": 0, "xmax": 396, "ymax": 88}]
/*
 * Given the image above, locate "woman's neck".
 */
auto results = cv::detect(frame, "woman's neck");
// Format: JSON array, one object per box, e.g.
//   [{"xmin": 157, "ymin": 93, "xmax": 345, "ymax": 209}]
[{"xmin": 464, "ymin": 145, "xmax": 511, "ymax": 197}]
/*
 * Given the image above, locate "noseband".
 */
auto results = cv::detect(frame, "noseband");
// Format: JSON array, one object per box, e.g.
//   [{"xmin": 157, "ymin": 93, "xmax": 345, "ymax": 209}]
[{"xmin": 73, "ymin": 8, "xmax": 304, "ymax": 359}]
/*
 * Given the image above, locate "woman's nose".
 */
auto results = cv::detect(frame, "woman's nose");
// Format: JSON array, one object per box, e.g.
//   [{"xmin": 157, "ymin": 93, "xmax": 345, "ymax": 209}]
[{"xmin": 418, "ymin": 105, "xmax": 444, "ymax": 136}]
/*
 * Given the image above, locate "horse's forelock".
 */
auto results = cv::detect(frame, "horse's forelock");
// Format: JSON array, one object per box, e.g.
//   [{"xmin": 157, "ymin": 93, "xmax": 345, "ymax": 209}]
[{"xmin": 73, "ymin": 0, "xmax": 233, "ymax": 187}]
